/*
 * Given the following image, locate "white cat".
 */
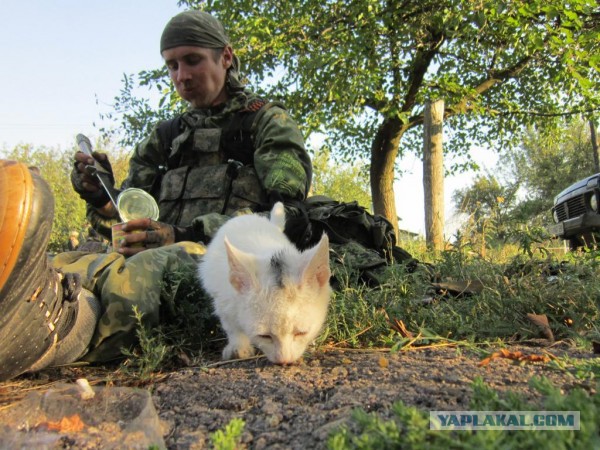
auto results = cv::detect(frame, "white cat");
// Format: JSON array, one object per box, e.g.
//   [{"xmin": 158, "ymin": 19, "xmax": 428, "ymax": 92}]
[{"xmin": 198, "ymin": 202, "xmax": 331, "ymax": 365}]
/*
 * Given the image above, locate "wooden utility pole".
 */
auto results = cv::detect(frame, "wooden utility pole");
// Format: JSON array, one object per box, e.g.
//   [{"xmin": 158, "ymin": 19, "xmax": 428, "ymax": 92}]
[
  {"xmin": 423, "ymin": 99, "xmax": 445, "ymax": 251},
  {"xmin": 590, "ymin": 118, "xmax": 599, "ymax": 173}
]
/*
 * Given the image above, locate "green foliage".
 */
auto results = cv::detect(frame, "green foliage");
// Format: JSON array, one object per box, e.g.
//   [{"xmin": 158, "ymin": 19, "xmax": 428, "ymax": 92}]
[
  {"xmin": 210, "ymin": 418, "xmax": 246, "ymax": 450},
  {"xmin": 453, "ymin": 118, "xmax": 599, "ymax": 253},
  {"xmin": 159, "ymin": 263, "xmax": 222, "ymax": 353},
  {"xmin": 1, "ymin": 141, "xmax": 131, "ymax": 252},
  {"xmin": 98, "ymin": 71, "xmax": 186, "ymax": 148},
  {"xmin": 120, "ymin": 265, "xmax": 222, "ymax": 379},
  {"xmin": 2, "ymin": 144, "xmax": 87, "ymax": 252},
  {"xmin": 501, "ymin": 118, "xmax": 599, "ymax": 223},
  {"xmin": 322, "ymin": 264, "xmax": 395, "ymax": 348},
  {"xmin": 328, "ymin": 377, "xmax": 600, "ymax": 449},
  {"xmin": 509, "ymin": 226, "xmax": 553, "ymax": 258},
  {"xmin": 120, "ymin": 306, "xmax": 171, "ymax": 382},
  {"xmin": 311, "ymin": 146, "xmax": 372, "ymax": 207},
  {"xmin": 453, "ymin": 174, "xmax": 521, "ymax": 248},
  {"xmin": 548, "ymin": 354, "xmax": 600, "ymax": 382},
  {"xmin": 323, "ymin": 244, "xmax": 600, "ymax": 349},
  {"xmin": 106, "ymin": 0, "xmax": 599, "ymax": 232}
]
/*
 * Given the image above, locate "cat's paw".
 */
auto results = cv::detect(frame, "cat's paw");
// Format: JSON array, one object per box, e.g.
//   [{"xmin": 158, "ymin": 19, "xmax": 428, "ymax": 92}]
[{"xmin": 222, "ymin": 342, "xmax": 256, "ymax": 360}]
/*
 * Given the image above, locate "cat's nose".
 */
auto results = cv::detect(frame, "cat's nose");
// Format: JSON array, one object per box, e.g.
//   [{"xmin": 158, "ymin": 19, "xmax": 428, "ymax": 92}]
[{"xmin": 273, "ymin": 357, "xmax": 300, "ymax": 366}]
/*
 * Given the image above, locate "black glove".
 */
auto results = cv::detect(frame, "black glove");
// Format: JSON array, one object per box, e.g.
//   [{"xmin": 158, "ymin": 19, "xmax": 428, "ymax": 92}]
[
  {"xmin": 173, "ymin": 225, "xmax": 206, "ymax": 243},
  {"xmin": 71, "ymin": 152, "xmax": 115, "ymax": 208},
  {"xmin": 119, "ymin": 220, "xmax": 206, "ymax": 255}
]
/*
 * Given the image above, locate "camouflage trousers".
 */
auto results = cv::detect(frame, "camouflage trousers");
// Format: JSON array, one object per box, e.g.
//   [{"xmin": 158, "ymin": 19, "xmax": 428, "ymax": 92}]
[{"xmin": 51, "ymin": 242, "xmax": 206, "ymax": 363}]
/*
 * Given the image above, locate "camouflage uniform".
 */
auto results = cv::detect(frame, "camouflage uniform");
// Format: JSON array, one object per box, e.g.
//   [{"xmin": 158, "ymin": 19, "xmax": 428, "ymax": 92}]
[
  {"xmin": 52, "ymin": 90, "xmax": 312, "ymax": 363},
  {"xmin": 88, "ymin": 91, "xmax": 311, "ymax": 239}
]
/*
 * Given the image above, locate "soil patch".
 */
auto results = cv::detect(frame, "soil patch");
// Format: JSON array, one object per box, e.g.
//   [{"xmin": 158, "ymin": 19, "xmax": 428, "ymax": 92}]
[{"xmin": 0, "ymin": 344, "xmax": 596, "ymax": 449}]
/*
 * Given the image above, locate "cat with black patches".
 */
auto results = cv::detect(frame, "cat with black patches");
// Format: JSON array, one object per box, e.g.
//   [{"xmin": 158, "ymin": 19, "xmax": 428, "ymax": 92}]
[{"xmin": 198, "ymin": 202, "xmax": 331, "ymax": 365}]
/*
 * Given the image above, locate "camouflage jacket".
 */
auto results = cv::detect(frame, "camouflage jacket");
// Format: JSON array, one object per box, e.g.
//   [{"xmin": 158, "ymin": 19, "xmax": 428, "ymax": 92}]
[{"xmin": 88, "ymin": 90, "xmax": 312, "ymax": 240}]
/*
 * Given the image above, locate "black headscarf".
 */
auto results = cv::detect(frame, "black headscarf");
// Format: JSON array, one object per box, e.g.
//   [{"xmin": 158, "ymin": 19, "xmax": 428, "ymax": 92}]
[{"xmin": 160, "ymin": 10, "xmax": 244, "ymax": 90}]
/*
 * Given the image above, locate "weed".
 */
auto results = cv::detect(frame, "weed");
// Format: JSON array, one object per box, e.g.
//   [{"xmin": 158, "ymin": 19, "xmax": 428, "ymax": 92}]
[
  {"xmin": 117, "ymin": 238, "xmax": 600, "ymax": 379},
  {"xmin": 120, "ymin": 306, "xmax": 170, "ymax": 381},
  {"xmin": 159, "ymin": 264, "xmax": 222, "ymax": 353},
  {"xmin": 322, "ymin": 263, "xmax": 391, "ymax": 347},
  {"xmin": 328, "ymin": 377, "xmax": 600, "ymax": 449},
  {"xmin": 547, "ymin": 354, "xmax": 600, "ymax": 382},
  {"xmin": 118, "ymin": 265, "xmax": 224, "ymax": 379},
  {"xmin": 323, "ymin": 246, "xmax": 600, "ymax": 351},
  {"xmin": 210, "ymin": 417, "xmax": 246, "ymax": 450}
]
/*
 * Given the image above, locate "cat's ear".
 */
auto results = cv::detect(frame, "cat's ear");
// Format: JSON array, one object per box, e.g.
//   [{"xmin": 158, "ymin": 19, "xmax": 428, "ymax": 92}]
[
  {"xmin": 224, "ymin": 237, "xmax": 257, "ymax": 293},
  {"xmin": 301, "ymin": 233, "xmax": 331, "ymax": 289}
]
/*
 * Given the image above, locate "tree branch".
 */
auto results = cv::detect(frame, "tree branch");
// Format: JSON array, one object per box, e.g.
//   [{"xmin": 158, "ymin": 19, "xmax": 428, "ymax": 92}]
[{"xmin": 402, "ymin": 29, "xmax": 444, "ymax": 111}]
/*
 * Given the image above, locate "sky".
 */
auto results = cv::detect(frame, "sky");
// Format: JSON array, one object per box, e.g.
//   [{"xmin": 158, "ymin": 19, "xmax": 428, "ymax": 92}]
[{"xmin": 0, "ymin": 1, "xmax": 497, "ymax": 236}]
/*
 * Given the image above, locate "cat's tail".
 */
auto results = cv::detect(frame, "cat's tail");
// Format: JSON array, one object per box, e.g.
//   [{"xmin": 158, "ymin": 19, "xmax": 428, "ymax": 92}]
[{"xmin": 270, "ymin": 202, "xmax": 286, "ymax": 231}]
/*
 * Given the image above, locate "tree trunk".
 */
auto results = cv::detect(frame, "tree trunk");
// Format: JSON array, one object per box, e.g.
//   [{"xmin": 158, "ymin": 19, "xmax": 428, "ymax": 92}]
[
  {"xmin": 423, "ymin": 99, "xmax": 445, "ymax": 251},
  {"xmin": 590, "ymin": 119, "xmax": 599, "ymax": 173},
  {"xmin": 370, "ymin": 117, "xmax": 404, "ymax": 237}
]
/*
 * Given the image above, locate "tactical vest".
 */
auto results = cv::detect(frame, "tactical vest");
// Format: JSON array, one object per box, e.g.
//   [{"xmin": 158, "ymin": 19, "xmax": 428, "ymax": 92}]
[{"xmin": 154, "ymin": 99, "xmax": 277, "ymax": 226}]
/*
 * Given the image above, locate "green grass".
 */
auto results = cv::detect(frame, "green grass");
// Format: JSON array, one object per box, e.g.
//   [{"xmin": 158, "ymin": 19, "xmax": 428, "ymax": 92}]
[
  {"xmin": 115, "ymin": 235, "xmax": 600, "ymax": 447},
  {"xmin": 210, "ymin": 418, "xmax": 246, "ymax": 450},
  {"xmin": 547, "ymin": 353, "xmax": 600, "ymax": 382},
  {"xmin": 322, "ymin": 237, "xmax": 600, "ymax": 449},
  {"xmin": 327, "ymin": 377, "xmax": 600, "ymax": 449},
  {"xmin": 118, "ymin": 265, "xmax": 222, "ymax": 380},
  {"xmin": 322, "ymin": 240, "xmax": 600, "ymax": 349},
  {"xmin": 119, "ymin": 306, "xmax": 171, "ymax": 381},
  {"xmin": 120, "ymin": 237, "xmax": 600, "ymax": 374}
]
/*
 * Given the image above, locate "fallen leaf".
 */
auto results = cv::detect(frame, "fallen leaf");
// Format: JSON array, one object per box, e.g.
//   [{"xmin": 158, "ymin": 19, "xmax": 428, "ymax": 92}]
[
  {"xmin": 390, "ymin": 318, "xmax": 414, "ymax": 338},
  {"xmin": 479, "ymin": 357, "xmax": 493, "ymax": 367},
  {"xmin": 378, "ymin": 356, "xmax": 389, "ymax": 368},
  {"xmin": 478, "ymin": 349, "xmax": 551, "ymax": 367},
  {"xmin": 525, "ymin": 354, "xmax": 551, "ymax": 362},
  {"xmin": 526, "ymin": 313, "xmax": 554, "ymax": 342},
  {"xmin": 178, "ymin": 351, "xmax": 192, "ymax": 366}
]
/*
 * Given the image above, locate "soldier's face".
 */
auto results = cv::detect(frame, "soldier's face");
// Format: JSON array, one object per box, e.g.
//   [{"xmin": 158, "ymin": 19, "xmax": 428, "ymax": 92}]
[{"xmin": 162, "ymin": 46, "xmax": 233, "ymax": 108}]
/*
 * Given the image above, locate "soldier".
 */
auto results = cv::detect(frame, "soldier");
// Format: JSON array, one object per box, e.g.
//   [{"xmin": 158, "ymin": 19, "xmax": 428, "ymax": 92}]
[{"xmin": 0, "ymin": 10, "xmax": 312, "ymax": 381}]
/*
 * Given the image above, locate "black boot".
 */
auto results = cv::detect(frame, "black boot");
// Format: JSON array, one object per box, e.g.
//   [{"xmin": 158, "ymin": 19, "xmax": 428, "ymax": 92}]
[{"xmin": 0, "ymin": 160, "xmax": 100, "ymax": 381}]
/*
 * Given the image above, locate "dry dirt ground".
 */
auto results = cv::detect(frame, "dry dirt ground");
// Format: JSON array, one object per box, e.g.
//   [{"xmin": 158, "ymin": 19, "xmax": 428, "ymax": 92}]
[{"xmin": 0, "ymin": 343, "xmax": 597, "ymax": 449}]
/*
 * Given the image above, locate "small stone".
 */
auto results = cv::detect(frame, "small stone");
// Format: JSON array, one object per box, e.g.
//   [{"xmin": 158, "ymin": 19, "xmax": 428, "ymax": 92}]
[
  {"xmin": 254, "ymin": 437, "xmax": 268, "ymax": 450},
  {"xmin": 261, "ymin": 399, "xmax": 280, "ymax": 415},
  {"xmin": 331, "ymin": 366, "xmax": 348, "ymax": 377},
  {"xmin": 267, "ymin": 413, "xmax": 283, "ymax": 427}
]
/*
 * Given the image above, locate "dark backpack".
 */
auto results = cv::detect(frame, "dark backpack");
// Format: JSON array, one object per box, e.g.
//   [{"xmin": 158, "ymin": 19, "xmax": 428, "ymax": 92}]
[{"xmin": 302, "ymin": 196, "xmax": 413, "ymax": 264}]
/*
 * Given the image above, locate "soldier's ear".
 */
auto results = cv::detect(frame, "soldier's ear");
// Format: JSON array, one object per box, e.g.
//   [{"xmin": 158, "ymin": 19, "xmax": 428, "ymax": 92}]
[{"xmin": 222, "ymin": 45, "xmax": 233, "ymax": 69}]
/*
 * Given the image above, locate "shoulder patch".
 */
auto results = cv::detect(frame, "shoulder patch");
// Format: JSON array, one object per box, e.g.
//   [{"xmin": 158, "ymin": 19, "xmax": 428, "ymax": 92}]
[{"xmin": 244, "ymin": 98, "xmax": 267, "ymax": 112}]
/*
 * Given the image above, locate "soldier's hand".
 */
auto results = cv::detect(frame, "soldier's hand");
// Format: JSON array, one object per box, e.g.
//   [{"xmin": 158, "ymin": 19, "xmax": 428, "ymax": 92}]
[
  {"xmin": 116, "ymin": 218, "xmax": 176, "ymax": 256},
  {"xmin": 70, "ymin": 151, "xmax": 115, "ymax": 208}
]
